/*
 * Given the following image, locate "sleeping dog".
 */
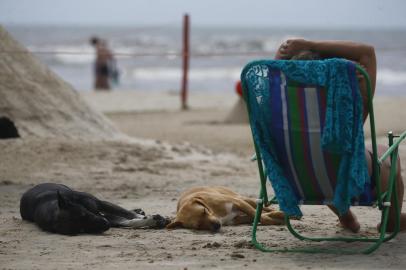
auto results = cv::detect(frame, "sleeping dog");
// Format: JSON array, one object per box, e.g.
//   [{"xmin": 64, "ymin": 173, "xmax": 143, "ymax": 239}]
[
  {"xmin": 20, "ymin": 183, "xmax": 169, "ymax": 235},
  {"xmin": 166, "ymin": 186, "xmax": 285, "ymax": 232}
]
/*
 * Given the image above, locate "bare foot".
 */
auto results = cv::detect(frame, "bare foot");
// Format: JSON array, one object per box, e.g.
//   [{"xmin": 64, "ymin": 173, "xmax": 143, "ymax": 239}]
[
  {"xmin": 399, "ymin": 214, "xmax": 406, "ymax": 231},
  {"xmin": 338, "ymin": 211, "xmax": 360, "ymax": 233},
  {"xmin": 377, "ymin": 213, "xmax": 406, "ymax": 232}
]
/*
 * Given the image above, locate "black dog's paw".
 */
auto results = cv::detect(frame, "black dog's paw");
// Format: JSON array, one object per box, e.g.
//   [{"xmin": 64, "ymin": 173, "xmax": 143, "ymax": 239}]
[
  {"xmin": 152, "ymin": 214, "xmax": 171, "ymax": 229},
  {"xmin": 132, "ymin": 208, "xmax": 146, "ymax": 216}
]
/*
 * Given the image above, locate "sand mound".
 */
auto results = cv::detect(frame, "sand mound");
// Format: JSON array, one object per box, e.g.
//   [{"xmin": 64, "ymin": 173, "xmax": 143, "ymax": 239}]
[
  {"xmin": 224, "ymin": 98, "xmax": 249, "ymax": 124},
  {"xmin": 0, "ymin": 26, "xmax": 119, "ymax": 140}
]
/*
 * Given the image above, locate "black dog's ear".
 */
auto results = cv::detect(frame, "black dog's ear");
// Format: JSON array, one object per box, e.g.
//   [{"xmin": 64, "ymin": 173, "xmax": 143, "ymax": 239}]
[{"xmin": 57, "ymin": 191, "xmax": 69, "ymax": 209}]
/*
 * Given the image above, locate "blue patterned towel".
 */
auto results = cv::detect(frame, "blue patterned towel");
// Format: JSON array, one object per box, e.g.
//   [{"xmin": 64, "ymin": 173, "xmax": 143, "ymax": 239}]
[{"xmin": 241, "ymin": 59, "xmax": 370, "ymax": 217}]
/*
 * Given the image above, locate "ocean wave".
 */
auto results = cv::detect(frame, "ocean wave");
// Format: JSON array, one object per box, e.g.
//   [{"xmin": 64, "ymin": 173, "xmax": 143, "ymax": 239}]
[
  {"xmin": 28, "ymin": 45, "xmax": 94, "ymax": 65},
  {"xmin": 132, "ymin": 66, "xmax": 406, "ymax": 85},
  {"xmin": 378, "ymin": 69, "xmax": 406, "ymax": 86},
  {"xmin": 131, "ymin": 67, "xmax": 241, "ymax": 81}
]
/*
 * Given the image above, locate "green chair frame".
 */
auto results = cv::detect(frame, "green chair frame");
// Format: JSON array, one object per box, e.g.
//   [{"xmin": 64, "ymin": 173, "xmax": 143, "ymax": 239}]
[{"xmin": 242, "ymin": 63, "xmax": 406, "ymax": 254}]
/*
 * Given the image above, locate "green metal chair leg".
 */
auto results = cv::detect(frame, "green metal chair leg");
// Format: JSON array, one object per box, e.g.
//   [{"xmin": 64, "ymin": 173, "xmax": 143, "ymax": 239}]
[
  {"xmin": 252, "ymin": 202, "xmax": 390, "ymax": 254},
  {"xmin": 251, "ymin": 150, "xmax": 400, "ymax": 254}
]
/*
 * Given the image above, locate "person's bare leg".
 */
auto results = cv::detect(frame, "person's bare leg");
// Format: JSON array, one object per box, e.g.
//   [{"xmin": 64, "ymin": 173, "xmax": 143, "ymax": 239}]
[
  {"xmin": 376, "ymin": 145, "xmax": 406, "ymax": 232},
  {"xmin": 327, "ymin": 205, "xmax": 360, "ymax": 233},
  {"xmin": 328, "ymin": 151, "xmax": 372, "ymax": 233},
  {"xmin": 326, "ymin": 148, "xmax": 374, "ymax": 233}
]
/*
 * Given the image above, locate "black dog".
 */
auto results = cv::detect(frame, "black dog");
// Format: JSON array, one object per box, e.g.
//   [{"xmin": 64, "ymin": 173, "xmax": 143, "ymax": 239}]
[{"xmin": 20, "ymin": 183, "xmax": 169, "ymax": 235}]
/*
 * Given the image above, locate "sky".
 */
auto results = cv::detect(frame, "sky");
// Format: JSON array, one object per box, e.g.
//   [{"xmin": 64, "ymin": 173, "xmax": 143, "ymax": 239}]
[{"xmin": 1, "ymin": 0, "xmax": 406, "ymax": 29}]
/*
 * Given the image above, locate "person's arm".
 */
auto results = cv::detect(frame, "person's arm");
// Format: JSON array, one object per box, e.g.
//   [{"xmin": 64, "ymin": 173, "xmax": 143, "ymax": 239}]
[{"xmin": 275, "ymin": 39, "xmax": 377, "ymax": 120}]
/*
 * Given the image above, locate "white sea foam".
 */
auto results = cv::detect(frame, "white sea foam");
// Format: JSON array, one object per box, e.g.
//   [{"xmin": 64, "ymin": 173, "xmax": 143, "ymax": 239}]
[
  {"xmin": 378, "ymin": 69, "xmax": 406, "ymax": 86},
  {"xmin": 54, "ymin": 53, "xmax": 94, "ymax": 65},
  {"xmin": 29, "ymin": 45, "xmax": 94, "ymax": 65},
  {"xmin": 132, "ymin": 67, "xmax": 241, "ymax": 81}
]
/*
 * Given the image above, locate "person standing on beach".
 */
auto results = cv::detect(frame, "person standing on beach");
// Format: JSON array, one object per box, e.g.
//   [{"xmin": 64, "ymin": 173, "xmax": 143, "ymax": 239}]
[
  {"xmin": 90, "ymin": 37, "xmax": 118, "ymax": 90},
  {"xmin": 275, "ymin": 39, "xmax": 406, "ymax": 233}
]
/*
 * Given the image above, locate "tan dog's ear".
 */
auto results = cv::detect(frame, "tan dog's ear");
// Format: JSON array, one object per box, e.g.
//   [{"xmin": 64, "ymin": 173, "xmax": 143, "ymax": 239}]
[
  {"xmin": 194, "ymin": 198, "xmax": 212, "ymax": 215},
  {"xmin": 166, "ymin": 220, "xmax": 183, "ymax": 229}
]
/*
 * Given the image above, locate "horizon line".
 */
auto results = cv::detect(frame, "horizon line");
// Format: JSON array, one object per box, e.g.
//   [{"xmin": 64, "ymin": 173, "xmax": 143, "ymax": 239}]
[{"xmin": 3, "ymin": 22, "xmax": 406, "ymax": 32}]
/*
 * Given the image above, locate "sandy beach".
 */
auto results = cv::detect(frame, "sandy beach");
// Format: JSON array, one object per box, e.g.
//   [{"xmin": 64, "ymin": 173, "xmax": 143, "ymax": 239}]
[
  {"xmin": 82, "ymin": 91, "xmax": 406, "ymax": 155},
  {"xmin": 1, "ymin": 25, "xmax": 406, "ymax": 270},
  {"xmin": 0, "ymin": 89, "xmax": 405, "ymax": 269}
]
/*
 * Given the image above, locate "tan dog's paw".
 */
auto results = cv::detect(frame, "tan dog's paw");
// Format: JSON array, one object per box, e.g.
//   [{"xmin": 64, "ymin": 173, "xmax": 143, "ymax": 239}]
[
  {"xmin": 260, "ymin": 215, "xmax": 285, "ymax": 225},
  {"xmin": 262, "ymin": 206, "xmax": 276, "ymax": 212},
  {"xmin": 264, "ymin": 210, "xmax": 285, "ymax": 220}
]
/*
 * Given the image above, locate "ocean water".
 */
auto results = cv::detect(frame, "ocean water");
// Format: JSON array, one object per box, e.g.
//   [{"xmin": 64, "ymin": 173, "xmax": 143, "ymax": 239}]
[{"xmin": 4, "ymin": 25, "xmax": 406, "ymax": 96}]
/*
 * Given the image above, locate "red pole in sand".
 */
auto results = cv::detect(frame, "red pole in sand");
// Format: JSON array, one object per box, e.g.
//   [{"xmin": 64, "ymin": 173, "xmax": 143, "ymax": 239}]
[{"xmin": 181, "ymin": 14, "xmax": 190, "ymax": 110}]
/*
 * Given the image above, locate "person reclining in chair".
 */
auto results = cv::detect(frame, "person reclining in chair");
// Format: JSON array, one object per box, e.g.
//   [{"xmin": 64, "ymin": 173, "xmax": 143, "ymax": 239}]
[{"xmin": 275, "ymin": 39, "xmax": 406, "ymax": 233}]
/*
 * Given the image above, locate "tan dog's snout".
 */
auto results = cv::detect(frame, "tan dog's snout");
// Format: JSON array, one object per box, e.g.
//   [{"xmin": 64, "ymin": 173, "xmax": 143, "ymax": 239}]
[
  {"xmin": 201, "ymin": 212, "xmax": 222, "ymax": 232},
  {"xmin": 210, "ymin": 220, "xmax": 221, "ymax": 232}
]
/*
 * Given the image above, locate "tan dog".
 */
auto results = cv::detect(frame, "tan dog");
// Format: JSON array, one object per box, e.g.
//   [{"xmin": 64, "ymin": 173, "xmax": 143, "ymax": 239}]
[{"xmin": 166, "ymin": 186, "xmax": 285, "ymax": 232}]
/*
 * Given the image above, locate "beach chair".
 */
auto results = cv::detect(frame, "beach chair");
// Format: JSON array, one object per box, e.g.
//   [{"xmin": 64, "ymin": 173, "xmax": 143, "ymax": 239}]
[{"xmin": 240, "ymin": 59, "xmax": 406, "ymax": 254}]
